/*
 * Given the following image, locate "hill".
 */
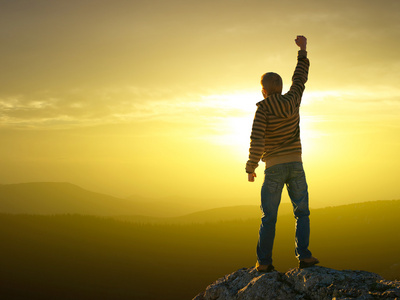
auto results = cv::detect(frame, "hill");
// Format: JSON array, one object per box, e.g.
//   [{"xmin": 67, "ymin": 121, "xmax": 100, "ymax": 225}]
[
  {"xmin": 125, "ymin": 194, "xmax": 215, "ymax": 217},
  {"xmin": 171, "ymin": 203, "xmax": 293, "ymax": 223},
  {"xmin": 0, "ymin": 182, "xmax": 137, "ymax": 215},
  {"xmin": 0, "ymin": 182, "xmax": 210, "ymax": 217},
  {"xmin": 113, "ymin": 203, "xmax": 293, "ymax": 224}
]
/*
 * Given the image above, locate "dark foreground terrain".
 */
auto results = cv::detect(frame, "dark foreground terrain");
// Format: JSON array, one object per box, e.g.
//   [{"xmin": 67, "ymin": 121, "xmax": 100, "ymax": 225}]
[{"xmin": 0, "ymin": 200, "xmax": 399, "ymax": 299}]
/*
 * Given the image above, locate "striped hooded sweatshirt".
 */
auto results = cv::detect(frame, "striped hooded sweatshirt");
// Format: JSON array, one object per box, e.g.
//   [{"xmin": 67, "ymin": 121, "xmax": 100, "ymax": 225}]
[{"xmin": 245, "ymin": 50, "xmax": 309, "ymax": 174}]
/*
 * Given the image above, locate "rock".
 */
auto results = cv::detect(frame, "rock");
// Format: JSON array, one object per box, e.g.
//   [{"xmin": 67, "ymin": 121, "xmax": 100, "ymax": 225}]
[{"xmin": 193, "ymin": 266, "xmax": 400, "ymax": 300}]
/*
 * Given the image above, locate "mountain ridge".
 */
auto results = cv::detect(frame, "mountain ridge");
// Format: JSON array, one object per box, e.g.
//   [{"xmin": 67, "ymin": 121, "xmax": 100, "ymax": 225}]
[
  {"xmin": 112, "ymin": 203, "xmax": 294, "ymax": 224},
  {"xmin": 0, "ymin": 182, "xmax": 219, "ymax": 217},
  {"xmin": 1, "ymin": 182, "xmax": 399, "ymax": 223},
  {"xmin": 0, "ymin": 182, "xmax": 134, "ymax": 215}
]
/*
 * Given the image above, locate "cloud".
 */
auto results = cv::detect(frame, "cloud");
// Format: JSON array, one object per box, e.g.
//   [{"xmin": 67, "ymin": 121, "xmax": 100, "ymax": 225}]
[
  {"xmin": 1, "ymin": 0, "xmax": 400, "ymax": 131},
  {"xmin": 1, "ymin": 82, "xmax": 399, "ymax": 134},
  {"xmin": 0, "ymin": 86, "xmax": 250, "ymax": 129},
  {"xmin": 301, "ymin": 88, "xmax": 400, "ymax": 134}
]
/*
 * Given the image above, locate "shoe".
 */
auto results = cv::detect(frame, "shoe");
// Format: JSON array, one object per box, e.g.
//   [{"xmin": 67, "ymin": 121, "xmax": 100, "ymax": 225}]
[
  {"xmin": 256, "ymin": 261, "xmax": 275, "ymax": 272},
  {"xmin": 299, "ymin": 256, "xmax": 319, "ymax": 269}
]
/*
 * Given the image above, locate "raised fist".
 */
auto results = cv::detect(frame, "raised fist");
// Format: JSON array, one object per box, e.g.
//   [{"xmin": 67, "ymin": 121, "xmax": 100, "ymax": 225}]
[{"xmin": 295, "ymin": 35, "xmax": 307, "ymax": 50}]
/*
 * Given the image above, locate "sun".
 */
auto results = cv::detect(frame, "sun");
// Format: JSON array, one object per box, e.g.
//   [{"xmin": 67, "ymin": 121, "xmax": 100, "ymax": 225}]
[{"xmin": 200, "ymin": 90, "xmax": 258, "ymax": 147}]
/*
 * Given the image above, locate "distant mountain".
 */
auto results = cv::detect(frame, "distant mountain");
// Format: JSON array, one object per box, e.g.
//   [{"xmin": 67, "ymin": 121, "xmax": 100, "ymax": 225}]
[
  {"xmin": 2, "ymin": 182, "xmax": 398, "ymax": 225},
  {"xmin": 0, "ymin": 182, "xmax": 208, "ymax": 217},
  {"xmin": 111, "ymin": 199, "xmax": 400, "ymax": 226},
  {"xmin": 0, "ymin": 182, "xmax": 139, "ymax": 215},
  {"xmin": 161, "ymin": 205, "xmax": 262, "ymax": 224},
  {"xmin": 114, "ymin": 203, "xmax": 294, "ymax": 224},
  {"xmin": 124, "ymin": 194, "xmax": 214, "ymax": 217}
]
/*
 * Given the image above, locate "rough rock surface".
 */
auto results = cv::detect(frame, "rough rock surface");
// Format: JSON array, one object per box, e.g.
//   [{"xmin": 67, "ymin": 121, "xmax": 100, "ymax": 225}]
[{"xmin": 193, "ymin": 266, "xmax": 400, "ymax": 300}]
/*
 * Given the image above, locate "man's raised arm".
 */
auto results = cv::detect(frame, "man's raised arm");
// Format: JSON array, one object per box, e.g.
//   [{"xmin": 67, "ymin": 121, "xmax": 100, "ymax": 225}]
[{"xmin": 285, "ymin": 36, "xmax": 309, "ymax": 108}]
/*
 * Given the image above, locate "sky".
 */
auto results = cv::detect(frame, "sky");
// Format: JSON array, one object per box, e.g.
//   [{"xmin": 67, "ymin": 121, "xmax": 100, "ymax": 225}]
[{"xmin": 1, "ymin": 0, "xmax": 399, "ymax": 208}]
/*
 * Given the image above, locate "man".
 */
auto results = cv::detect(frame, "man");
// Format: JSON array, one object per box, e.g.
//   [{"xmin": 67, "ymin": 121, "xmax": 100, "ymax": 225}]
[{"xmin": 246, "ymin": 35, "xmax": 319, "ymax": 272}]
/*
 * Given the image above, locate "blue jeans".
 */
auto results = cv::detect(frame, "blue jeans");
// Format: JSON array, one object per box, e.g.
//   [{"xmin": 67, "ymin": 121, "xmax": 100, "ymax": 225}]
[{"xmin": 257, "ymin": 162, "xmax": 312, "ymax": 265}]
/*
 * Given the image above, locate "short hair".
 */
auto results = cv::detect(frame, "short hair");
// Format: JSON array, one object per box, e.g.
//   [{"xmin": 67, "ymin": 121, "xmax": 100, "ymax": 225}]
[{"xmin": 261, "ymin": 72, "xmax": 282, "ymax": 96}]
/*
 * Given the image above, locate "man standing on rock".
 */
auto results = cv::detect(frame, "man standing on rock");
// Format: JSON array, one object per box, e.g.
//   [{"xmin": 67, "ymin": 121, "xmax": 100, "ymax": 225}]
[{"xmin": 246, "ymin": 35, "xmax": 319, "ymax": 271}]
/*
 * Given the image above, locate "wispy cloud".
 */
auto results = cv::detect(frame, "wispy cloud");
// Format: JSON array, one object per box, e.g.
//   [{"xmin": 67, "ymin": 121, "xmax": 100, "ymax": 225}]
[
  {"xmin": 0, "ymin": 87, "xmax": 254, "ymax": 129},
  {"xmin": 1, "ymin": 85, "xmax": 399, "ymax": 133}
]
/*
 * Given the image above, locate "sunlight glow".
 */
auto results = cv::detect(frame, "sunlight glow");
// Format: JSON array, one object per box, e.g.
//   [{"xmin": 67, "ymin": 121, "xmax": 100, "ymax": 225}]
[
  {"xmin": 200, "ymin": 90, "xmax": 261, "ymax": 113},
  {"xmin": 199, "ymin": 91, "xmax": 258, "ymax": 152}
]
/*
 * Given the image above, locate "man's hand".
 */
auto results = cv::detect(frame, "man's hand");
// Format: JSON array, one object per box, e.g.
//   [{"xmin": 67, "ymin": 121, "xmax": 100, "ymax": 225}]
[
  {"xmin": 248, "ymin": 173, "xmax": 256, "ymax": 182},
  {"xmin": 295, "ymin": 35, "xmax": 307, "ymax": 51}
]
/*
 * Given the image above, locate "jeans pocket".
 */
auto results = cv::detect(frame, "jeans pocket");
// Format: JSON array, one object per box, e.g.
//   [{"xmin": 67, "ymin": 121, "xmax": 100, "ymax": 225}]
[
  {"xmin": 291, "ymin": 162, "xmax": 304, "ymax": 174},
  {"xmin": 264, "ymin": 167, "xmax": 283, "ymax": 193},
  {"xmin": 266, "ymin": 179, "xmax": 280, "ymax": 193},
  {"xmin": 263, "ymin": 165, "xmax": 285, "ymax": 194},
  {"xmin": 289, "ymin": 163, "xmax": 307, "ymax": 189},
  {"xmin": 294, "ymin": 177, "xmax": 308, "ymax": 191}
]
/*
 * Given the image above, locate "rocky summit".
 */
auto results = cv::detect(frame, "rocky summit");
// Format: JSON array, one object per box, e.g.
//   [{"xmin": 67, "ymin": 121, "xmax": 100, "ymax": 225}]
[{"xmin": 193, "ymin": 266, "xmax": 400, "ymax": 300}]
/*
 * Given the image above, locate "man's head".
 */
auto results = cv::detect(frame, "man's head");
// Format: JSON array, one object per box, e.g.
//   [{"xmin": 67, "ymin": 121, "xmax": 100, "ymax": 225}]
[{"xmin": 261, "ymin": 72, "xmax": 282, "ymax": 98}]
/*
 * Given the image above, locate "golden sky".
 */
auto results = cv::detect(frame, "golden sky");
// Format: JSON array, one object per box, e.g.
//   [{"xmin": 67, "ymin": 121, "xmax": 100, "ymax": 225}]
[{"xmin": 0, "ymin": 0, "xmax": 399, "ymax": 208}]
